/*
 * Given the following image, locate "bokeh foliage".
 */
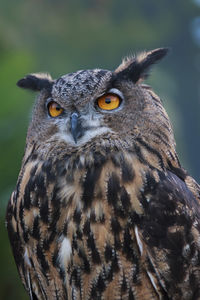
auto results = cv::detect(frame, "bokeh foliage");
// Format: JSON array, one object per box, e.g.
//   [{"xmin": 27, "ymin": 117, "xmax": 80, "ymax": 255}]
[{"xmin": 0, "ymin": 0, "xmax": 200, "ymax": 299}]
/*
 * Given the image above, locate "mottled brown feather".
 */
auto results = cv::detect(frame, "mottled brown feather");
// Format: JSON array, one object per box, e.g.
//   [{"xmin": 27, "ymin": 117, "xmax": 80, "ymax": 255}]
[{"xmin": 6, "ymin": 49, "xmax": 200, "ymax": 300}]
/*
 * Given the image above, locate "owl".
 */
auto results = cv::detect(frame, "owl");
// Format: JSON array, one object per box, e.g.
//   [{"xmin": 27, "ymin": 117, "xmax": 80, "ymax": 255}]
[{"xmin": 6, "ymin": 48, "xmax": 200, "ymax": 300}]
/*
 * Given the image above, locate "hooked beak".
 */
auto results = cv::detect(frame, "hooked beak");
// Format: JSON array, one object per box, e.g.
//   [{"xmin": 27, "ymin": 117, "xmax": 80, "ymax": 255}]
[{"xmin": 70, "ymin": 112, "xmax": 83, "ymax": 143}]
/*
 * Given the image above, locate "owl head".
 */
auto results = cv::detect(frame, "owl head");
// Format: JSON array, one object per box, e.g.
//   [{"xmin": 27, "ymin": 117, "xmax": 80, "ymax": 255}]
[{"xmin": 17, "ymin": 48, "xmax": 176, "ymax": 163}]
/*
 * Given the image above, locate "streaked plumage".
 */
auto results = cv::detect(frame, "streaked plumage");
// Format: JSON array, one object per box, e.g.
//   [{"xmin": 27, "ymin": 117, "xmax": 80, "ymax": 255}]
[{"xmin": 6, "ymin": 48, "xmax": 200, "ymax": 299}]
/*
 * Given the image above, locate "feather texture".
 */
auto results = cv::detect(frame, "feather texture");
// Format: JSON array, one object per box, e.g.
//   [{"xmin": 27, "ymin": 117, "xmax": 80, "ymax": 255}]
[{"xmin": 6, "ymin": 49, "xmax": 200, "ymax": 299}]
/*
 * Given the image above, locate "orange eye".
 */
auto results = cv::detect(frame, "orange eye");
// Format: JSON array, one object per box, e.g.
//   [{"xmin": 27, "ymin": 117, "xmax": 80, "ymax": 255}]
[
  {"xmin": 97, "ymin": 94, "xmax": 121, "ymax": 111},
  {"xmin": 48, "ymin": 101, "xmax": 64, "ymax": 117}
]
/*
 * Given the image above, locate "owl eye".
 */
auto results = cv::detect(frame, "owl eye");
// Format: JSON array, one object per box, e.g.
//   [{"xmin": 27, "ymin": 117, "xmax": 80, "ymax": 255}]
[
  {"xmin": 97, "ymin": 93, "xmax": 121, "ymax": 111},
  {"xmin": 48, "ymin": 101, "xmax": 64, "ymax": 117}
]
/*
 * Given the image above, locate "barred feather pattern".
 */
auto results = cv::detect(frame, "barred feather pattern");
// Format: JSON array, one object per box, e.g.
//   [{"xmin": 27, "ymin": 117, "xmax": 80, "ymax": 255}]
[{"xmin": 7, "ymin": 139, "xmax": 200, "ymax": 300}]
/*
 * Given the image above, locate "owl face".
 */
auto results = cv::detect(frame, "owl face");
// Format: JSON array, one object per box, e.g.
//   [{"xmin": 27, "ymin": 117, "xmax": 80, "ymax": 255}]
[
  {"xmin": 44, "ymin": 69, "xmax": 120, "ymax": 146},
  {"xmin": 18, "ymin": 48, "xmax": 174, "ymax": 156}
]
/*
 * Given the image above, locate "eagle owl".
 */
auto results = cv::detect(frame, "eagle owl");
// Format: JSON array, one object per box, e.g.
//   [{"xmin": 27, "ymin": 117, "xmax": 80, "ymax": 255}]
[{"xmin": 6, "ymin": 48, "xmax": 200, "ymax": 300}]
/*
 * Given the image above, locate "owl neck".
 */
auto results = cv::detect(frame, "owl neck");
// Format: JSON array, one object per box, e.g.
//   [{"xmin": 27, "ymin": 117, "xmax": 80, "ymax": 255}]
[{"xmin": 24, "ymin": 132, "xmax": 181, "ymax": 180}]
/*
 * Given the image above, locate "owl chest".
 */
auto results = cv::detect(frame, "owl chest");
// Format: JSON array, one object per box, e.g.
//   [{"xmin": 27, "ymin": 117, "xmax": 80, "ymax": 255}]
[
  {"xmin": 16, "ymin": 154, "xmax": 153, "ymax": 298},
  {"xmin": 56, "ymin": 157, "xmax": 146, "ymax": 292},
  {"xmin": 18, "ymin": 153, "xmax": 146, "ymax": 254}
]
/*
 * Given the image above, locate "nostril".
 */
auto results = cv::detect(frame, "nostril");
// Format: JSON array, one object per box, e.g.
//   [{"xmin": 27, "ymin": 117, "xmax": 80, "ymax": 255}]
[{"xmin": 71, "ymin": 112, "xmax": 79, "ymax": 120}]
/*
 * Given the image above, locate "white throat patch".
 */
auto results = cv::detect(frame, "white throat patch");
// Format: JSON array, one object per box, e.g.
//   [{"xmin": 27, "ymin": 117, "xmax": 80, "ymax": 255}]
[{"xmin": 55, "ymin": 115, "xmax": 112, "ymax": 146}]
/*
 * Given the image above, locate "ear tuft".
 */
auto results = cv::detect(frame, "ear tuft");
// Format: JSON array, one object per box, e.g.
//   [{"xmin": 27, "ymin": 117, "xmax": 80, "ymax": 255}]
[
  {"xmin": 17, "ymin": 73, "xmax": 53, "ymax": 92},
  {"xmin": 115, "ymin": 48, "xmax": 169, "ymax": 83}
]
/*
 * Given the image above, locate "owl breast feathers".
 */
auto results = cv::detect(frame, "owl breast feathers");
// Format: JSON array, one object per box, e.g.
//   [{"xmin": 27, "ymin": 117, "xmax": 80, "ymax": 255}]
[{"xmin": 6, "ymin": 48, "xmax": 200, "ymax": 300}]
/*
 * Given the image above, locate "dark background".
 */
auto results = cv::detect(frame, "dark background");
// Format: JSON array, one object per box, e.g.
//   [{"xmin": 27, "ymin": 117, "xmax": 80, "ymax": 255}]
[{"xmin": 1, "ymin": 0, "xmax": 200, "ymax": 299}]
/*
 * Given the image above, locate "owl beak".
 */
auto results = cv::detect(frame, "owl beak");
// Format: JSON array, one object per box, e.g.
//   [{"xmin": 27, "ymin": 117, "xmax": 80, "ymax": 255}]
[{"xmin": 70, "ymin": 112, "xmax": 83, "ymax": 143}]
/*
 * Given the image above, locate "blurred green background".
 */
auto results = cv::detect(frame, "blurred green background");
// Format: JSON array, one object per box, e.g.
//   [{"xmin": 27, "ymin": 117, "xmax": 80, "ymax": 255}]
[{"xmin": 1, "ymin": 0, "xmax": 200, "ymax": 299}]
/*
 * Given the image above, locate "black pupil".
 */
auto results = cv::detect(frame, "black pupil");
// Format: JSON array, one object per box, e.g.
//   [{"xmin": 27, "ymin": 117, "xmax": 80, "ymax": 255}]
[
  {"xmin": 105, "ymin": 98, "xmax": 111, "ymax": 104},
  {"xmin": 56, "ymin": 106, "xmax": 60, "ymax": 111}
]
